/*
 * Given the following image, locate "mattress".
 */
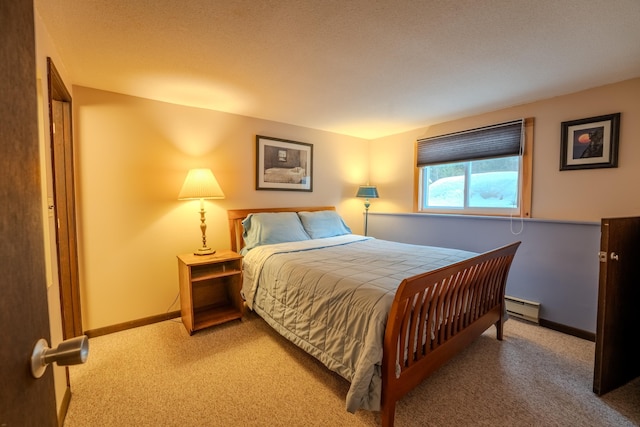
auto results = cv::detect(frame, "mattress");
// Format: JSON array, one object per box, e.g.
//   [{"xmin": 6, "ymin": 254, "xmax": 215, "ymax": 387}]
[{"xmin": 241, "ymin": 235, "xmax": 477, "ymax": 412}]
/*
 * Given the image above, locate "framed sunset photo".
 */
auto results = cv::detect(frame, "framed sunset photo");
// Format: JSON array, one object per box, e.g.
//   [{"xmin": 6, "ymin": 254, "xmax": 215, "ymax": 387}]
[{"xmin": 560, "ymin": 113, "xmax": 620, "ymax": 171}]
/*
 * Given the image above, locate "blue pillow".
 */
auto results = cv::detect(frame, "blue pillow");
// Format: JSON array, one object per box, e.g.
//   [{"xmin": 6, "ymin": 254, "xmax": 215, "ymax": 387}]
[
  {"xmin": 241, "ymin": 212, "xmax": 310, "ymax": 253},
  {"xmin": 297, "ymin": 210, "xmax": 352, "ymax": 239}
]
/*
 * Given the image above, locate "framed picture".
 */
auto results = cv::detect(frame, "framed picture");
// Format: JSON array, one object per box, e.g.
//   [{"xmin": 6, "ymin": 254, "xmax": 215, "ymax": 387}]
[
  {"xmin": 560, "ymin": 113, "xmax": 620, "ymax": 171},
  {"xmin": 256, "ymin": 135, "xmax": 313, "ymax": 191}
]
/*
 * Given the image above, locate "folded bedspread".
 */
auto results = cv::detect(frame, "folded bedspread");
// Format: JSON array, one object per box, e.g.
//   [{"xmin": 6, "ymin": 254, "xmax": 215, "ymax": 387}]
[{"xmin": 241, "ymin": 235, "xmax": 476, "ymax": 412}]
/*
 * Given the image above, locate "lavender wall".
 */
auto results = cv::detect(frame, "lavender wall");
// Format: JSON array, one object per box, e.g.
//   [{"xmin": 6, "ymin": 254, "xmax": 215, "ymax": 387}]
[{"xmin": 367, "ymin": 212, "xmax": 600, "ymax": 334}]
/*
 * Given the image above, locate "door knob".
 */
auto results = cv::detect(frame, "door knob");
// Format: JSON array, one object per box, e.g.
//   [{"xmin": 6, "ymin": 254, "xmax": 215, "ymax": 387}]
[
  {"xmin": 610, "ymin": 252, "xmax": 619, "ymax": 261},
  {"xmin": 31, "ymin": 335, "xmax": 89, "ymax": 379}
]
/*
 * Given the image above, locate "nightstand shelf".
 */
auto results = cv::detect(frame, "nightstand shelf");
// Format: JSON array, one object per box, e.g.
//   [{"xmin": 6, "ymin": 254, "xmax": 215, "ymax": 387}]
[
  {"xmin": 177, "ymin": 250, "xmax": 243, "ymax": 335},
  {"xmin": 192, "ymin": 304, "xmax": 242, "ymax": 330}
]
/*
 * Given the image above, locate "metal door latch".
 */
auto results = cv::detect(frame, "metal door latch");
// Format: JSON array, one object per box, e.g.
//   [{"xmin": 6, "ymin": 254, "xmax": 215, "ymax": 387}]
[{"xmin": 599, "ymin": 251, "xmax": 620, "ymax": 262}]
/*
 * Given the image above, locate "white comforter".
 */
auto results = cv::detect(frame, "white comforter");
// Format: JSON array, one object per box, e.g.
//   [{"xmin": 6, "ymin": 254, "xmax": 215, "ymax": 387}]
[{"xmin": 241, "ymin": 235, "xmax": 476, "ymax": 412}]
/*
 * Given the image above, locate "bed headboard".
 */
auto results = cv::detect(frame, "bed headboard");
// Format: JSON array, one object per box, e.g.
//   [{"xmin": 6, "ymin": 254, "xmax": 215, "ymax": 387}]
[{"xmin": 227, "ymin": 206, "xmax": 336, "ymax": 253}]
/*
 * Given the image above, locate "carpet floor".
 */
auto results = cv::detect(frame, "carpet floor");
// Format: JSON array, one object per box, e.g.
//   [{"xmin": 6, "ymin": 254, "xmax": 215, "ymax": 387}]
[{"xmin": 63, "ymin": 313, "xmax": 639, "ymax": 426}]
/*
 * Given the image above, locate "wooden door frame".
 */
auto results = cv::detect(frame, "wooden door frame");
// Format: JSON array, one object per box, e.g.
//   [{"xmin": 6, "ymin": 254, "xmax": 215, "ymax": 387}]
[{"xmin": 47, "ymin": 58, "xmax": 83, "ymax": 339}]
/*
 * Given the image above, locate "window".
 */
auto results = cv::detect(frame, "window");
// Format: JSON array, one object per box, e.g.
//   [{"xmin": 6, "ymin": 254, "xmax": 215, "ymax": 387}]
[{"xmin": 416, "ymin": 118, "xmax": 533, "ymax": 217}]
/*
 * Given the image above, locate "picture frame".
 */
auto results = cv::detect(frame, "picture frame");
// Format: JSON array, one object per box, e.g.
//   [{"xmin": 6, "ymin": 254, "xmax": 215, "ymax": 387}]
[
  {"xmin": 560, "ymin": 113, "xmax": 620, "ymax": 171},
  {"xmin": 256, "ymin": 135, "xmax": 313, "ymax": 191}
]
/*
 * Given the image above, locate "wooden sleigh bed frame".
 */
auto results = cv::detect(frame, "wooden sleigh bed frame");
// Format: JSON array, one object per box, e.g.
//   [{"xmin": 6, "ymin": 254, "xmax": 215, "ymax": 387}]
[{"xmin": 228, "ymin": 206, "xmax": 520, "ymax": 427}]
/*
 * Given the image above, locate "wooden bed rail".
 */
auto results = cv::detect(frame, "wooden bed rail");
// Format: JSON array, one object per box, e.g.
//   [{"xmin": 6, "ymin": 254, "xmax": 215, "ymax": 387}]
[{"xmin": 380, "ymin": 241, "xmax": 521, "ymax": 427}]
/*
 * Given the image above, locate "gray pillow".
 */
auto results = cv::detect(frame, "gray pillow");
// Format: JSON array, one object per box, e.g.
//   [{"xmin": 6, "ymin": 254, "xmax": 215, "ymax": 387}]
[
  {"xmin": 241, "ymin": 212, "xmax": 310, "ymax": 254},
  {"xmin": 298, "ymin": 210, "xmax": 352, "ymax": 239}
]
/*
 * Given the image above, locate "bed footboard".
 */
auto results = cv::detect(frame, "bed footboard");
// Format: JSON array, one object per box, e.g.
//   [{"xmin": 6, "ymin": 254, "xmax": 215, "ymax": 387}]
[{"xmin": 380, "ymin": 241, "xmax": 520, "ymax": 427}]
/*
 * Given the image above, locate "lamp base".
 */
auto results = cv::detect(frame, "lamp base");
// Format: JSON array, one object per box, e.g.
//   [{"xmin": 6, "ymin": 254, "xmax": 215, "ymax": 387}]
[{"xmin": 194, "ymin": 247, "xmax": 216, "ymax": 256}]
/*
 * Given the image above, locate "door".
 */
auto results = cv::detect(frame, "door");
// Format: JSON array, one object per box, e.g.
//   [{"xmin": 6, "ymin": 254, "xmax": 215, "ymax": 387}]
[
  {"xmin": 0, "ymin": 0, "xmax": 58, "ymax": 425},
  {"xmin": 593, "ymin": 216, "xmax": 640, "ymax": 395},
  {"xmin": 49, "ymin": 58, "xmax": 83, "ymax": 339}
]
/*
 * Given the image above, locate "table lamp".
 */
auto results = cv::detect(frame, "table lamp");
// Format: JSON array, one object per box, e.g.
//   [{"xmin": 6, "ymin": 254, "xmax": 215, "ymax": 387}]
[
  {"xmin": 356, "ymin": 185, "xmax": 379, "ymax": 236},
  {"xmin": 178, "ymin": 168, "xmax": 225, "ymax": 255}
]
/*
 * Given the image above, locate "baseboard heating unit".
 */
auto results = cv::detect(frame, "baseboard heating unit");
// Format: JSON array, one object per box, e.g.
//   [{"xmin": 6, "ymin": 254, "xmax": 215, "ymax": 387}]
[{"xmin": 505, "ymin": 295, "xmax": 540, "ymax": 324}]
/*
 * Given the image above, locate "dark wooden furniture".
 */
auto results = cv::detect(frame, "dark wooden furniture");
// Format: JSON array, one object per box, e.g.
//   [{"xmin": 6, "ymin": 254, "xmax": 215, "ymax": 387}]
[
  {"xmin": 228, "ymin": 207, "xmax": 519, "ymax": 427},
  {"xmin": 594, "ymin": 216, "xmax": 640, "ymax": 395},
  {"xmin": 177, "ymin": 250, "xmax": 243, "ymax": 335}
]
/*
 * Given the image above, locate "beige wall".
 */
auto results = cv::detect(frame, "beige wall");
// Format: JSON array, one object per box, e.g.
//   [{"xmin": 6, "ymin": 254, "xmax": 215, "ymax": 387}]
[
  {"xmin": 369, "ymin": 78, "xmax": 640, "ymax": 222},
  {"xmin": 72, "ymin": 78, "xmax": 640, "ymax": 331},
  {"xmin": 73, "ymin": 86, "xmax": 368, "ymax": 330}
]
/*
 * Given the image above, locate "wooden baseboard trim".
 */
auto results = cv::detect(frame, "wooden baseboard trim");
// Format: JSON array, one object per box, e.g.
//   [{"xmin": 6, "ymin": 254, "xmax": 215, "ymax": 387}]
[
  {"xmin": 84, "ymin": 311, "xmax": 595, "ymax": 342},
  {"xmin": 85, "ymin": 310, "xmax": 181, "ymax": 338},
  {"xmin": 539, "ymin": 318, "xmax": 595, "ymax": 342},
  {"xmin": 58, "ymin": 385, "xmax": 71, "ymax": 426}
]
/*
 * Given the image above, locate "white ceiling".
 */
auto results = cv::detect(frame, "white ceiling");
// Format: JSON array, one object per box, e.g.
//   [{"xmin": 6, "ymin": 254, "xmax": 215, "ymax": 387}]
[{"xmin": 35, "ymin": 0, "xmax": 640, "ymax": 139}]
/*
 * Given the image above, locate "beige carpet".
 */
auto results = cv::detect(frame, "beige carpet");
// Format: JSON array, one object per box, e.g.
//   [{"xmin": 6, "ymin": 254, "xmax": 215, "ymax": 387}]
[{"xmin": 63, "ymin": 313, "xmax": 639, "ymax": 426}]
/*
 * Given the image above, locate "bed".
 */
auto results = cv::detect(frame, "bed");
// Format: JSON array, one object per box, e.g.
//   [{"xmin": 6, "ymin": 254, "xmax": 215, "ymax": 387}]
[{"xmin": 227, "ymin": 206, "xmax": 520, "ymax": 427}]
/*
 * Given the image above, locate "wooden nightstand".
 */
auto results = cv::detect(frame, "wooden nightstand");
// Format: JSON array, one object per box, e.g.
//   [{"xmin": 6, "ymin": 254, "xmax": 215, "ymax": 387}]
[{"xmin": 177, "ymin": 250, "xmax": 244, "ymax": 335}]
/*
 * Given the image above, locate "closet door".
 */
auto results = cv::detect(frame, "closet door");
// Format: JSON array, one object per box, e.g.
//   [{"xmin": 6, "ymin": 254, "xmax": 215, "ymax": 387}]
[{"xmin": 593, "ymin": 216, "xmax": 640, "ymax": 395}]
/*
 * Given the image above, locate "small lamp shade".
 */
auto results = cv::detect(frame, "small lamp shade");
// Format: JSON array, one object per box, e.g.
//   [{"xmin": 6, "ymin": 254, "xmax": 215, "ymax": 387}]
[
  {"xmin": 178, "ymin": 168, "xmax": 225, "ymax": 200},
  {"xmin": 356, "ymin": 185, "xmax": 379, "ymax": 199}
]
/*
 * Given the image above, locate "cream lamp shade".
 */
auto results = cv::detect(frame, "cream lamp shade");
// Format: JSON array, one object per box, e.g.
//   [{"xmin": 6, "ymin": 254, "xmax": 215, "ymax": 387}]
[
  {"xmin": 179, "ymin": 168, "xmax": 225, "ymax": 255},
  {"xmin": 178, "ymin": 168, "xmax": 225, "ymax": 200}
]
